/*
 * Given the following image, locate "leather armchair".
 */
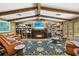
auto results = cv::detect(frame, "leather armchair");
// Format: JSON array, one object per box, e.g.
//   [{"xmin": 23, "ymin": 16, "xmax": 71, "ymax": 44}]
[{"xmin": 66, "ymin": 41, "xmax": 79, "ymax": 56}]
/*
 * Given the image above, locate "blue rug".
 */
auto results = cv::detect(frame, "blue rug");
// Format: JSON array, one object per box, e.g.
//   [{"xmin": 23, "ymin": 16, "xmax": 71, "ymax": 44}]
[{"xmin": 23, "ymin": 40, "xmax": 67, "ymax": 55}]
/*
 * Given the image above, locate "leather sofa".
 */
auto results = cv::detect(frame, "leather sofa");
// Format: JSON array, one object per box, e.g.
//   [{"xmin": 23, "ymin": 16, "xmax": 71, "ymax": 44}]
[{"xmin": 0, "ymin": 35, "xmax": 22, "ymax": 55}]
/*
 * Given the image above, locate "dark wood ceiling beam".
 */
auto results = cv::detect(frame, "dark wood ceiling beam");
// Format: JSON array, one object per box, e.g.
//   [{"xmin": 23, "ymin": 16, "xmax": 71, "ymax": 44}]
[
  {"xmin": 41, "ymin": 6, "xmax": 79, "ymax": 15},
  {"xmin": 15, "ymin": 19, "xmax": 64, "ymax": 23},
  {"xmin": 8, "ymin": 15, "xmax": 38, "ymax": 21},
  {"xmin": 35, "ymin": 3, "xmax": 41, "ymax": 20},
  {"xmin": 40, "ymin": 15, "xmax": 70, "ymax": 20},
  {"xmin": 0, "ymin": 7, "xmax": 37, "ymax": 16},
  {"xmin": 8, "ymin": 14, "xmax": 70, "ymax": 21},
  {"xmin": 71, "ymin": 16, "xmax": 79, "ymax": 20},
  {"xmin": 37, "ymin": 3, "xmax": 41, "ymax": 15}
]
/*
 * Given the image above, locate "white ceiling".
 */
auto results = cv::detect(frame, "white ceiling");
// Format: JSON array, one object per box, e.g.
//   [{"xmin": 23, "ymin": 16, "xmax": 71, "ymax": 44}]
[
  {"xmin": 12, "ymin": 17, "xmax": 37, "ymax": 22},
  {"xmin": 40, "ymin": 17, "xmax": 65, "ymax": 22},
  {"xmin": 41, "ymin": 10, "xmax": 79, "ymax": 19},
  {"xmin": 0, "ymin": 10, "xmax": 36, "ymax": 20},
  {"xmin": 0, "ymin": 3, "xmax": 34, "ymax": 12},
  {"xmin": 41, "ymin": 3, "xmax": 79, "ymax": 12},
  {"xmin": 0, "ymin": 3, "xmax": 79, "ymax": 12},
  {"xmin": 0, "ymin": 3, "xmax": 79, "ymax": 22}
]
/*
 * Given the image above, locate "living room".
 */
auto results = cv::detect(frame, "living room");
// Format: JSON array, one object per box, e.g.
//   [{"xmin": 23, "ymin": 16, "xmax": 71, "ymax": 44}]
[{"xmin": 0, "ymin": 3, "xmax": 79, "ymax": 56}]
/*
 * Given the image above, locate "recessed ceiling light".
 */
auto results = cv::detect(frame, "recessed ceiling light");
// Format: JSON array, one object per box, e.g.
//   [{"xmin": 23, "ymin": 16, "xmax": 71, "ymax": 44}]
[
  {"xmin": 56, "ymin": 14, "xmax": 61, "ymax": 16},
  {"xmin": 17, "ymin": 14, "xmax": 22, "ymax": 16}
]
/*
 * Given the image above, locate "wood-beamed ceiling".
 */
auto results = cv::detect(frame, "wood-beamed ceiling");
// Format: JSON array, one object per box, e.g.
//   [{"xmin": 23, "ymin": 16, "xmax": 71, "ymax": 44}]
[{"xmin": 0, "ymin": 3, "xmax": 79, "ymax": 22}]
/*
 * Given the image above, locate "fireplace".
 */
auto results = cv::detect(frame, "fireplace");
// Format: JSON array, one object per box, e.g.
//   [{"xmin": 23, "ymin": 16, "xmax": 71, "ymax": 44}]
[{"xmin": 31, "ymin": 29, "xmax": 51, "ymax": 39}]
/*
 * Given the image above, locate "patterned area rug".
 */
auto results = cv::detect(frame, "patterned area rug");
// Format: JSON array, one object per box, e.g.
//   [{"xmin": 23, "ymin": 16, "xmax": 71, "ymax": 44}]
[{"xmin": 23, "ymin": 40, "xmax": 67, "ymax": 55}]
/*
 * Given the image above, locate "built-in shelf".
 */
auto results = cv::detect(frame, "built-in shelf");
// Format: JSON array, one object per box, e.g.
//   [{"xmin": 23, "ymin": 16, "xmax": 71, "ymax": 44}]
[{"xmin": 16, "ymin": 23, "xmax": 32, "ymax": 38}]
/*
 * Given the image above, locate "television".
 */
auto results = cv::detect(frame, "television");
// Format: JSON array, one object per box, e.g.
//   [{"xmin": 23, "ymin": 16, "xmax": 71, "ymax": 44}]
[
  {"xmin": 34, "ymin": 22, "xmax": 44, "ymax": 29},
  {"xmin": 0, "ymin": 20, "xmax": 10, "ymax": 33}
]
